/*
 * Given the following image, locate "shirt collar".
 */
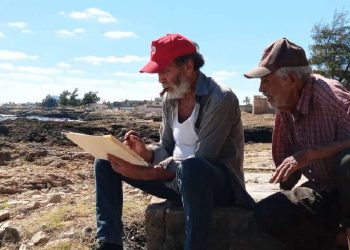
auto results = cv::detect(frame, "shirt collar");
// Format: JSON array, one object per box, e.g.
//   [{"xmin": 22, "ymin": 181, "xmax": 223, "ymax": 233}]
[
  {"xmin": 195, "ymin": 71, "xmax": 209, "ymax": 96},
  {"xmin": 295, "ymin": 77, "xmax": 314, "ymax": 115}
]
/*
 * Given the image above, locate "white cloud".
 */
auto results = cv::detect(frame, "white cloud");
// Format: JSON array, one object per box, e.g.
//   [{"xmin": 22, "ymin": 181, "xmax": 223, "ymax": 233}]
[
  {"xmin": 0, "ymin": 50, "xmax": 38, "ymax": 60},
  {"xmin": 58, "ymin": 76, "xmax": 116, "ymax": 87},
  {"xmin": 56, "ymin": 28, "xmax": 85, "ymax": 37},
  {"xmin": 0, "ymin": 63, "xmax": 15, "ymax": 70},
  {"xmin": 100, "ymin": 80, "xmax": 160, "ymax": 101},
  {"xmin": 0, "ymin": 72, "xmax": 51, "ymax": 82},
  {"xmin": 0, "ymin": 75, "xmax": 57, "ymax": 103},
  {"xmin": 211, "ymin": 70, "xmax": 238, "ymax": 81},
  {"xmin": 0, "ymin": 32, "xmax": 4, "ymax": 38},
  {"xmin": 104, "ymin": 31, "xmax": 137, "ymax": 39},
  {"xmin": 74, "ymin": 55, "xmax": 147, "ymax": 65},
  {"xmin": 8, "ymin": 22, "xmax": 28, "ymax": 29},
  {"xmin": 67, "ymin": 69, "xmax": 84, "ymax": 74},
  {"xmin": 22, "ymin": 30, "xmax": 33, "ymax": 34},
  {"xmin": 57, "ymin": 62, "xmax": 72, "ymax": 68},
  {"xmin": 17, "ymin": 66, "xmax": 60, "ymax": 75},
  {"xmin": 113, "ymin": 72, "xmax": 153, "ymax": 78},
  {"xmin": 68, "ymin": 8, "xmax": 116, "ymax": 24},
  {"xmin": 0, "ymin": 72, "xmax": 160, "ymax": 103},
  {"xmin": 0, "ymin": 63, "xmax": 60, "ymax": 75}
]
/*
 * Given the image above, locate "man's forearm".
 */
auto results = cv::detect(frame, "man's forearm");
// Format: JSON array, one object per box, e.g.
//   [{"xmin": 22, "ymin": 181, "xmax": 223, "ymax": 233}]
[
  {"xmin": 143, "ymin": 165, "xmax": 175, "ymax": 181},
  {"xmin": 307, "ymin": 139, "xmax": 350, "ymax": 162}
]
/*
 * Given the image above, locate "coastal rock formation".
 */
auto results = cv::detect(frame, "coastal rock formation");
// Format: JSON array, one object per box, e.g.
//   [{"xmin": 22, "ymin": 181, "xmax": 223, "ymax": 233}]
[{"xmin": 0, "ymin": 110, "xmax": 278, "ymax": 249}]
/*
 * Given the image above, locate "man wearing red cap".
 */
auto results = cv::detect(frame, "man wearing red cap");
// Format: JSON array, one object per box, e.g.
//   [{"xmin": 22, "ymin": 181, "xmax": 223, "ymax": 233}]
[
  {"xmin": 94, "ymin": 33, "xmax": 254, "ymax": 250},
  {"xmin": 245, "ymin": 38, "xmax": 350, "ymax": 250}
]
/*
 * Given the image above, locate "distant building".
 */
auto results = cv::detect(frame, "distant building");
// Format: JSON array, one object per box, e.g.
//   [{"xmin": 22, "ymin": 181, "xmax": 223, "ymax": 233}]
[
  {"xmin": 134, "ymin": 97, "xmax": 162, "ymax": 113},
  {"xmin": 240, "ymin": 104, "xmax": 253, "ymax": 113},
  {"xmin": 86, "ymin": 103, "xmax": 109, "ymax": 112},
  {"xmin": 253, "ymin": 95, "xmax": 275, "ymax": 114}
]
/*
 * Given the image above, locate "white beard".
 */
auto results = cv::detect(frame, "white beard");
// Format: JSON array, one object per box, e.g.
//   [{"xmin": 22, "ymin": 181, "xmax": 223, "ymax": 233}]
[{"xmin": 164, "ymin": 77, "xmax": 191, "ymax": 99}]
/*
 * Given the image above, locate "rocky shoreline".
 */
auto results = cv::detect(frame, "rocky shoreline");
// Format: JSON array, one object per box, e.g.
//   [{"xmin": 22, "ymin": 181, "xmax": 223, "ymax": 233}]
[{"xmin": 0, "ymin": 110, "xmax": 276, "ymax": 249}]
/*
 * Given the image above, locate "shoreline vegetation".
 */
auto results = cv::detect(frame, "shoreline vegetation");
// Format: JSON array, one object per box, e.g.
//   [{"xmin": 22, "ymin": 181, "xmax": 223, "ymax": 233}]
[{"xmin": 0, "ymin": 109, "xmax": 276, "ymax": 249}]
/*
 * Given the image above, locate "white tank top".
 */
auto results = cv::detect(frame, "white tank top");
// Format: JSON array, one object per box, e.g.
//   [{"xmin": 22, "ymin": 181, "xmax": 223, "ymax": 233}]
[{"xmin": 172, "ymin": 103, "xmax": 199, "ymax": 161}]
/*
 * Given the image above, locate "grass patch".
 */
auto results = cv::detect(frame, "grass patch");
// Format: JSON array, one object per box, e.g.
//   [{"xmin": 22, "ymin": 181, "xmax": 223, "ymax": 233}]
[
  {"xmin": 123, "ymin": 197, "xmax": 149, "ymax": 222},
  {"xmin": 23, "ymin": 201, "xmax": 94, "ymax": 235},
  {"xmin": 0, "ymin": 202, "xmax": 9, "ymax": 210}
]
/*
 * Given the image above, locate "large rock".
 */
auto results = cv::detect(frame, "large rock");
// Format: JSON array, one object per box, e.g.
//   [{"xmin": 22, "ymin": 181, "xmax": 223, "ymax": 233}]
[
  {"xmin": 0, "ymin": 222, "xmax": 21, "ymax": 244},
  {"xmin": 145, "ymin": 202, "xmax": 284, "ymax": 250},
  {"xmin": 31, "ymin": 231, "xmax": 50, "ymax": 245},
  {"xmin": 0, "ymin": 210, "xmax": 10, "ymax": 222}
]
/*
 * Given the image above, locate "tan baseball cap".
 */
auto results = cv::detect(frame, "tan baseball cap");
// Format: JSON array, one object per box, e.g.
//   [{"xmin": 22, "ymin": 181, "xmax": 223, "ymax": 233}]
[{"xmin": 244, "ymin": 38, "xmax": 309, "ymax": 78}]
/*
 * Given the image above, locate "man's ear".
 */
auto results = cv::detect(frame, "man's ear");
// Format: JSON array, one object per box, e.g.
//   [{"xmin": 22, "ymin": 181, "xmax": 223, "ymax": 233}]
[
  {"xmin": 183, "ymin": 59, "xmax": 194, "ymax": 74},
  {"xmin": 288, "ymin": 72, "xmax": 303, "ymax": 90}
]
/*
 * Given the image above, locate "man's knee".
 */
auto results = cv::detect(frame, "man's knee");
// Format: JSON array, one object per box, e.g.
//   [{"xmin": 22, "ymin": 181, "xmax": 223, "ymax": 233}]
[
  {"xmin": 334, "ymin": 149, "xmax": 350, "ymax": 185},
  {"xmin": 177, "ymin": 158, "xmax": 210, "ymax": 188},
  {"xmin": 94, "ymin": 159, "xmax": 114, "ymax": 177},
  {"xmin": 254, "ymin": 192, "xmax": 299, "ymax": 233}
]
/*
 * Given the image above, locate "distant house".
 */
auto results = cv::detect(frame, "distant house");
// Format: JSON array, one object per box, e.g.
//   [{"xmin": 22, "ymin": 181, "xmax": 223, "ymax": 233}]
[
  {"xmin": 240, "ymin": 104, "xmax": 253, "ymax": 113},
  {"xmin": 253, "ymin": 95, "xmax": 275, "ymax": 114},
  {"xmin": 86, "ymin": 103, "xmax": 109, "ymax": 112},
  {"xmin": 134, "ymin": 97, "xmax": 162, "ymax": 113}
]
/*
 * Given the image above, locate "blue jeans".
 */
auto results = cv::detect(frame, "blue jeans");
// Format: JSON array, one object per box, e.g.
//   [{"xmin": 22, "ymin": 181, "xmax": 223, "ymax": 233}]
[{"xmin": 95, "ymin": 157, "xmax": 236, "ymax": 249}]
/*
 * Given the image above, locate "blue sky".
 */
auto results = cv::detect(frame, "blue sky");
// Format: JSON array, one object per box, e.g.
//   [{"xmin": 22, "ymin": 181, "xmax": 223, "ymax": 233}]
[{"xmin": 0, "ymin": 0, "xmax": 349, "ymax": 104}]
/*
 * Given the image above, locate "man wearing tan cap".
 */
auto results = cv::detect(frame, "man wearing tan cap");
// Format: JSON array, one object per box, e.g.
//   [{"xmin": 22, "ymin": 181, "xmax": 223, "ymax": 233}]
[
  {"xmin": 94, "ymin": 33, "xmax": 254, "ymax": 250},
  {"xmin": 245, "ymin": 38, "xmax": 350, "ymax": 250}
]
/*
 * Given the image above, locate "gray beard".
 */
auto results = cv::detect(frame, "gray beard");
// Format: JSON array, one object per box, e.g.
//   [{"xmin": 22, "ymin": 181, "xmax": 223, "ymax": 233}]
[{"xmin": 167, "ymin": 78, "xmax": 191, "ymax": 99}]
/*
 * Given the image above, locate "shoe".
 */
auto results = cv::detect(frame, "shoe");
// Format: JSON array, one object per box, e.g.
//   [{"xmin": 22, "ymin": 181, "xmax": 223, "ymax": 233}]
[{"xmin": 94, "ymin": 242, "xmax": 123, "ymax": 250}]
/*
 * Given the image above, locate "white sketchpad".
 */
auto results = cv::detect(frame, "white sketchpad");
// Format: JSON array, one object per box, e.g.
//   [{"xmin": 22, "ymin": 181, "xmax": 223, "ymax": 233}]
[{"xmin": 63, "ymin": 132, "xmax": 148, "ymax": 166}]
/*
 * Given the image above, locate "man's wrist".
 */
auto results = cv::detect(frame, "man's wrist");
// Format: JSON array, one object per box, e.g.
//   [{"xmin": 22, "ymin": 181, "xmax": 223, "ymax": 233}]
[{"xmin": 145, "ymin": 148, "xmax": 154, "ymax": 163}]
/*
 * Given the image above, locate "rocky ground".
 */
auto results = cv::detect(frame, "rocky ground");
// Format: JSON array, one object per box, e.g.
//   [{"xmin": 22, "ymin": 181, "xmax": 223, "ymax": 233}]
[{"xmin": 0, "ymin": 110, "xmax": 281, "ymax": 250}]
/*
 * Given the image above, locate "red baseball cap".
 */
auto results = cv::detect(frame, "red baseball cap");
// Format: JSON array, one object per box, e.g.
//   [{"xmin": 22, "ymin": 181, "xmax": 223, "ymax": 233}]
[{"xmin": 140, "ymin": 33, "xmax": 196, "ymax": 74}]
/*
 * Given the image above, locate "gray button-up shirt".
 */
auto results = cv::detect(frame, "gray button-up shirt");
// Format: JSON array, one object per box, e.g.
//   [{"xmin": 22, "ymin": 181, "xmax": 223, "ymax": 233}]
[{"xmin": 148, "ymin": 72, "xmax": 255, "ymax": 208}]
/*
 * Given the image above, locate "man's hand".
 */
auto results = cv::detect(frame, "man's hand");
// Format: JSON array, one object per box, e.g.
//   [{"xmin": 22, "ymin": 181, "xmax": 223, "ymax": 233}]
[
  {"xmin": 123, "ymin": 130, "xmax": 153, "ymax": 162},
  {"xmin": 108, "ymin": 154, "xmax": 153, "ymax": 180},
  {"xmin": 269, "ymin": 150, "xmax": 310, "ymax": 183},
  {"xmin": 107, "ymin": 154, "xmax": 175, "ymax": 181}
]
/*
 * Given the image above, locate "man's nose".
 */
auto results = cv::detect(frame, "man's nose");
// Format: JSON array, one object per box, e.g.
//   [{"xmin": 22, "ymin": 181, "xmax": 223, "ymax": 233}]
[
  {"xmin": 158, "ymin": 73, "xmax": 164, "ymax": 84},
  {"xmin": 259, "ymin": 81, "xmax": 266, "ymax": 93},
  {"xmin": 258, "ymin": 82, "xmax": 264, "ymax": 92}
]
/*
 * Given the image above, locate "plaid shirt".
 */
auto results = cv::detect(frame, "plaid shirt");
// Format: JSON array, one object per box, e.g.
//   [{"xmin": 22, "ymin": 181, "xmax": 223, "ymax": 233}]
[{"xmin": 272, "ymin": 74, "xmax": 350, "ymax": 191}]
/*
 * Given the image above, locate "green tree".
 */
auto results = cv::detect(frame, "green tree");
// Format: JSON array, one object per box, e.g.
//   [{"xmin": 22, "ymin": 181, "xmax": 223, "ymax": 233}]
[
  {"xmin": 59, "ymin": 90, "xmax": 71, "ymax": 106},
  {"xmin": 41, "ymin": 95, "xmax": 58, "ymax": 108},
  {"xmin": 82, "ymin": 91, "xmax": 100, "ymax": 106},
  {"xmin": 309, "ymin": 9, "xmax": 350, "ymax": 89},
  {"xmin": 243, "ymin": 96, "xmax": 251, "ymax": 105},
  {"xmin": 103, "ymin": 101, "xmax": 113, "ymax": 109},
  {"xmin": 69, "ymin": 88, "xmax": 81, "ymax": 106}
]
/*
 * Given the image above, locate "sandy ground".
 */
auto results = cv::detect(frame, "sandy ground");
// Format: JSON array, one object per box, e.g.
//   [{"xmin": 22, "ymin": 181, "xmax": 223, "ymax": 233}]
[{"xmin": 0, "ymin": 111, "xmax": 283, "ymax": 249}]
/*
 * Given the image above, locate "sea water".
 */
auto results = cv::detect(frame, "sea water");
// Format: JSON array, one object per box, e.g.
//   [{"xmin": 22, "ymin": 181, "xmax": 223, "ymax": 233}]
[{"xmin": 0, "ymin": 114, "xmax": 83, "ymax": 122}]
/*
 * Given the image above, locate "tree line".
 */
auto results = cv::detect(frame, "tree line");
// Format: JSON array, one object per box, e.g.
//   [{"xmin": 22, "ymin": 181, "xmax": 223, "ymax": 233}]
[
  {"xmin": 310, "ymin": 9, "xmax": 350, "ymax": 89},
  {"xmin": 41, "ymin": 88, "xmax": 100, "ymax": 108}
]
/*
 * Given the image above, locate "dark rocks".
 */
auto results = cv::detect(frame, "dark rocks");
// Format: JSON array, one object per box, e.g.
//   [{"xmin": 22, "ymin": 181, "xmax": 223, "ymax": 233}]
[
  {"xmin": 0, "ymin": 222, "xmax": 21, "ymax": 244},
  {"xmin": 0, "ymin": 151, "xmax": 11, "ymax": 165},
  {"xmin": 145, "ymin": 202, "xmax": 284, "ymax": 250},
  {"xmin": 25, "ymin": 149, "xmax": 48, "ymax": 162},
  {"xmin": 244, "ymin": 126, "xmax": 273, "ymax": 143},
  {"xmin": 0, "ymin": 210, "xmax": 10, "ymax": 222},
  {"xmin": 0, "ymin": 125, "xmax": 9, "ymax": 135}
]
